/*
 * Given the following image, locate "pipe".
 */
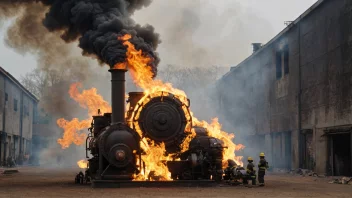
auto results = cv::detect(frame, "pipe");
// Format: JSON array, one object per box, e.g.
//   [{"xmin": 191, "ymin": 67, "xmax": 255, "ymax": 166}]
[
  {"xmin": 19, "ymin": 91, "xmax": 23, "ymax": 163},
  {"xmin": 109, "ymin": 69, "xmax": 127, "ymax": 124},
  {"xmin": 297, "ymin": 20, "xmax": 302, "ymax": 168},
  {"xmin": 1, "ymin": 79, "xmax": 6, "ymax": 162}
]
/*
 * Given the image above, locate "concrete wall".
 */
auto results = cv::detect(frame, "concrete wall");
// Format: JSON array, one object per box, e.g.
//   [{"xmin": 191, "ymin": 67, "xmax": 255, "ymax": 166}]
[
  {"xmin": 22, "ymin": 94, "xmax": 34, "ymax": 140},
  {"xmin": 4, "ymin": 77, "xmax": 21, "ymax": 137},
  {"xmin": 214, "ymin": 0, "xmax": 352, "ymax": 174},
  {"xmin": 298, "ymin": 0, "xmax": 350, "ymax": 174},
  {"xmin": 0, "ymin": 72, "xmax": 37, "ymax": 164}
]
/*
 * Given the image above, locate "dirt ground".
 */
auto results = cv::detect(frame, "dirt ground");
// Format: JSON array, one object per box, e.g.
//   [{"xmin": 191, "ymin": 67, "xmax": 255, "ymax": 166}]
[{"xmin": 0, "ymin": 167, "xmax": 351, "ymax": 198}]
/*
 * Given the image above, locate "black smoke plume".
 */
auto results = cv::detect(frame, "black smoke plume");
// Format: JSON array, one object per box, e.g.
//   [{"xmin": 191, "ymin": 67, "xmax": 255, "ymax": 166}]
[{"xmin": 0, "ymin": 0, "xmax": 161, "ymax": 76}]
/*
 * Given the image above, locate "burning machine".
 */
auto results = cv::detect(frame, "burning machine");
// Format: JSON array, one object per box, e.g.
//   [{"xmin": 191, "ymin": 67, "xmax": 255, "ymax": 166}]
[{"xmin": 84, "ymin": 68, "xmax": 226, "ymax": 184}]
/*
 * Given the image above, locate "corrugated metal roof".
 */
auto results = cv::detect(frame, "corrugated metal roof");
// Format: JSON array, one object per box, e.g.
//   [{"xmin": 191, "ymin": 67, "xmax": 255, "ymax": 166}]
[{"xmin": 0, "ymin": 66, "xmax": 39, "ymax": 103}]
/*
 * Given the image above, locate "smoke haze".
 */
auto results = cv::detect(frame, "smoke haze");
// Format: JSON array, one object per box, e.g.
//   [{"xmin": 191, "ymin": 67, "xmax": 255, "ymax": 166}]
[
  {"xmin": 0, "ymin": 0, "xmax": 318, "ymax": 167},
  {"xmin": 0, "ymin": 0, "xmax": 162, "ymax": 166},
  {"xmin": 132, "ymin": 0, "xmax": 275, "ymax": 68}
]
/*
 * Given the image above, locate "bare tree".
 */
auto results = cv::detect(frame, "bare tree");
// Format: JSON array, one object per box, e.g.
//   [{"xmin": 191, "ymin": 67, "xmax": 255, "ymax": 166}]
[
  {"xmin": 20, "ymin": 69, "xmax": 46, "ymax": 98},
  {"xmin": 20, "ymin": 68, "xmax": 69, "ymax": 99},
  {"xmin": 20, "ymin": 67, "xmax": 90, "ymax": 120}
]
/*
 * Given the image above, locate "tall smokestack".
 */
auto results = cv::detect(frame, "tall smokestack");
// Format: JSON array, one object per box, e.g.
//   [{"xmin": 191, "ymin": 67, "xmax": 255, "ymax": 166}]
[{"xmin": 109, "ymin": 69, "xmax": 127, "ymax": 124}]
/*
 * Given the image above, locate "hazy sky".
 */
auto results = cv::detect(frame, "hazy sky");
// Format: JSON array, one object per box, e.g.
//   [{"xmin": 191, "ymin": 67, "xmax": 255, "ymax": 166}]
[{"xmin": 0, "ymin": 0, "xmax": 317, "ymax": 79}]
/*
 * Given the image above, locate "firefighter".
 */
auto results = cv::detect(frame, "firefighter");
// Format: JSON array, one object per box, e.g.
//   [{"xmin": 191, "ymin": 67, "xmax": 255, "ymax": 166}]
[
  {"xmin": 75, "ymin": 171, "xmax": 84, "ymax": 184},
  {"xmin": 224, "ymin": 159, "xmax": 237, "ymax": 181},
  {"xmin": 243, "ymin": 157, "xmax": 256, "ymax": 186},
  {"xmin": 258, "ymin": 152, "xmax": 269, "ymax": 186}
]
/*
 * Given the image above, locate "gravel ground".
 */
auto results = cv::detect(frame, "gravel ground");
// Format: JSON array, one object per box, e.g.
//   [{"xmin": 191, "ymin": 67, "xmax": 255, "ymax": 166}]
[{"xmin": 0, "ymin": 167, "xmax": 351, "ymax": 198}]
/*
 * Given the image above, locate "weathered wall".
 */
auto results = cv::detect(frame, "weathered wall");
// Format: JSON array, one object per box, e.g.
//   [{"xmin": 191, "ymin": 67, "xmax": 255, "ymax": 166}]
[
  {"xmin": 299, "ymin": 0, "xmax": 350, "ymax": 174},
  {"xmin": 215, "ymin": 30, "xmax": 300, "ymax": 169},
  {"xmin": 22, "ymin": 94, "xmax": 34, "ymax": 140},
  {"xmin": 300, "ymin": 0, "xmax": 347, "ymax": 129},
  {"xmin": 214, "ymin": 0, "xmax": 352, "ymax": 173},
  {"xmin": 0, "ymin": 71, "xmax": 37, "ymax": 162},
  {"xmin": 5, "ymin": 79, "xmax": 21, "ymax": 137}
]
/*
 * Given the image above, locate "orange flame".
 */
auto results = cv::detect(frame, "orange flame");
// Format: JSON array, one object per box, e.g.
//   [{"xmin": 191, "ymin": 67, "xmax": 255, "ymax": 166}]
[
  {"xmin": 137, "ymin": 141, "xmax": 172, "ymax": 181},
  {"xmin": 57, "ymin": 118, "xmax": 91, "ymax": 149},
  {"xmin": 118, "ymin": 34, "xmax": 244, "ymax": 179},
  {"xmin": 69, "ymin": 82, "xmax": 111, "ymax": 117},
  {"xmin": 113, "ymin": 62, "xmax": 127, "ymax": 70},
  {"xmin": 57, "ymin": 33, "xmax": 244, "ymax": 180},
  {"xmin": 193, "ymin": 117, "xmax": 245, "ymax": 167},
  {"xmin": 77, "ymin": 159, "xmax": 88, "ymax": 169},
  {"xmin": 57, "ymin": 83, "xmax": 111, "ymax": 149}
]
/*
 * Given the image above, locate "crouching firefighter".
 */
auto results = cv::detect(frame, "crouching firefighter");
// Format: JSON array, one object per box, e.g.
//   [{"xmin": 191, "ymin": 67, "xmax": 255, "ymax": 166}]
[
  {"xmin": 258, "ymin": 152, "xmax": 269, "ymax": 186},
  {"xmin": 224, "ymin": 159, "xmax": 237, "ymax": 181},
  {"xmin": 243, "ymin": 157, "xmax": 256, "ymax": 186}
]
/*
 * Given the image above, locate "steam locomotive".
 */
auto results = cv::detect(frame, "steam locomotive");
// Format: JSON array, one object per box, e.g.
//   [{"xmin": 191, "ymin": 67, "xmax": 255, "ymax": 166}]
[{"xmin": 82, "ymin": 69, "xmax": 226, "ymax": 183}]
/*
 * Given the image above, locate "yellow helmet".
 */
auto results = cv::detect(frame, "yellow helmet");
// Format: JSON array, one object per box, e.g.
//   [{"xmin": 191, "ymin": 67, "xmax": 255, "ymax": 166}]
[
  {"xmin": 260, "ymin": 152, "xmax": 265, "ymax": 157},
  {"xmin": 247, "ymin": 157, "xmax": 253, "ymax": 161}
]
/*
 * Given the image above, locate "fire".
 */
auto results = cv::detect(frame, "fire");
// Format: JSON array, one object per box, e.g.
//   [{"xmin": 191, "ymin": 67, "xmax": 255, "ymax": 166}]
[
  {"xmin": 57, "ymin": 33, "xmax": 244, "ymax": 181},
  {"xmin": 129, "ymin": 91, "xmax": 193, "ymax": 153},
  {"xmin": 77, "ymin": 159, "xmax": 88, "ymax": 169},
  {"xmin": 57, "ymin": 83, "xmax": 111, "ymax": 149},
  {"xmin": 136, "ymin": 141, "xmax": 172, "ymax": 181},
  {"xmin": 69, "ymin": 82, "xmax": 111, "ymax": 117},
  {"xmin": 114, "ymin": 63, "xmax": 127, "ymax": 70},
  {"xmin": 192, "ymin": 117, "xmax": 245, "ymax": 167},
  {"xmin": 117, "ymin": 34, "xmax": 245, "ymax": 179},
  {"xmin": 57, "ymin": 118, "xmax": 91, "ymax": 149},
  {"xmin": 115, "ymin": 34, "xmax": 188, "ymax": 101}
]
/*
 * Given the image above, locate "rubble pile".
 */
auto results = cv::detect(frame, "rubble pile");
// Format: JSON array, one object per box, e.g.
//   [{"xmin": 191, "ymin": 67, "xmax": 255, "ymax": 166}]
[
  {"xmin": 288, "ymin": 168, "xmax": 320, "ymax": 177},
  {"xmin": 272, "ymin": 168, "xmax": 289, "ymax": 173},
  {"xmin": 329, "ymin": 177, "xmax": 352, "ymax": 185}
]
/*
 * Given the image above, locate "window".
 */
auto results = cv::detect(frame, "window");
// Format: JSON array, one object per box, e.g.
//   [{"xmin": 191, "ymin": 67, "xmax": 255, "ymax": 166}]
[
  {"xmin": 14, "ymin": 99, "xmax": 18, "ymax": 112},
  {"xmin": 276, "ymin": 51, "xmax": 282, "ymax": 79},
  {"xmin": 276, "ymin": 44, "xmax": 289, "ymax": 80},
  {"xmin": 284, "ymin": 45, "xmax": 289, "ymax": 74},
  {"xmin": 5, "ymin": 93, "xmax": 8, "ymax": 101}
]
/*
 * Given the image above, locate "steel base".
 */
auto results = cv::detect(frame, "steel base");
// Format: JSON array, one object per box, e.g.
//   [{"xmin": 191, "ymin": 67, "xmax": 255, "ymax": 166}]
[{"xmin": 91, "ymin": 180, "xmax": 218, "ymax": 188}]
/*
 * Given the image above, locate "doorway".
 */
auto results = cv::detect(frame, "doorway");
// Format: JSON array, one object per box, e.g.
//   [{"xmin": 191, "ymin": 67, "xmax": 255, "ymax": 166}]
[
  {"xmin": 330, "ymin": 133, "xmax": 351, "ymax": 176},
  {"xmin": 271, "ymin": 132, "xmax": 292, "ymax": 170}
]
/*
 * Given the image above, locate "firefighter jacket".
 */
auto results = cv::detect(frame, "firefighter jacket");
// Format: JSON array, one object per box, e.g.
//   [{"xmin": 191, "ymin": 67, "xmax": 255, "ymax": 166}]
[
  {"xmin": 258, "ymin": 159, "xmax": 269, "ymax": 172},
  {"xmin": 246, "ymin": 162, "xmax": 256, "ymax": 174}
]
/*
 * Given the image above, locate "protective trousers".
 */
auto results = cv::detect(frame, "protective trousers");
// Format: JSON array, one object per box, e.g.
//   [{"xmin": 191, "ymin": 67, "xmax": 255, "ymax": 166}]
[
  {"xmin": 258, "ymin": 170, "xmax": 265, "ymax": 185},
  {"xmin": 243, "ymin": 173, "xmax": 256, "ymax": 185}
]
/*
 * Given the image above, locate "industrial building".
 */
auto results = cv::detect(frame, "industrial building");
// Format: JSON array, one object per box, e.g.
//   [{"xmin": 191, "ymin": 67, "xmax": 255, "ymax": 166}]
[
  {"xmin": 214, "ymin": 0, "xmax": 352, "ymax": 176},
  {"xmin": 0, "ymin": 67, "xmax": 38, "ymax": 166}
]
